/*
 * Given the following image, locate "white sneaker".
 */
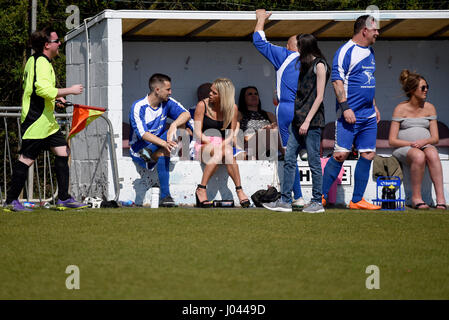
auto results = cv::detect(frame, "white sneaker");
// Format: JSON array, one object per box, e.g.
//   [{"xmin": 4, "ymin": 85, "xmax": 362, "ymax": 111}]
[
  {"xmin": 292, "ymin": 197, "xmax": 305, "ymax": 208},
  {"xmin": 299, "ymin": 149, "xmax": 308, "ymax": 161}
]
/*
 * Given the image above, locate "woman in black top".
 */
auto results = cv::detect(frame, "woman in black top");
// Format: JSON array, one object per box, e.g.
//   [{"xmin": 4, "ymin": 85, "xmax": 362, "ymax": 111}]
[
  {"xmin": 193, "ymin": 78, "xmax": 250, "ymax": 208},
  {"xmin": 263, "ymin": 34, "xmax": 330, "ymax": 213},
  {"xmin": 237, "ymin": 86, "xmax": 277, "ymax": 160}
]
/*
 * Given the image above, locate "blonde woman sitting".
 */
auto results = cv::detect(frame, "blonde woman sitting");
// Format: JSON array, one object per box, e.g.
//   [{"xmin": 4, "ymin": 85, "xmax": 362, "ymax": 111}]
[{"xmin": 193, "ymin": 78, "xmax": 250, "ymax": 208}]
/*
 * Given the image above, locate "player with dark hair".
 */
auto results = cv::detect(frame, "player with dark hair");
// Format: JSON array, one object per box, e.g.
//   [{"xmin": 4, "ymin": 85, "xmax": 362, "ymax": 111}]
[
  {"xmin": 129, "ymin": 73, "xmax": 191, "ymax": 207},
  {"xmin": 4, "ymin": 26, "xmax": 86, "ymax": 212}
]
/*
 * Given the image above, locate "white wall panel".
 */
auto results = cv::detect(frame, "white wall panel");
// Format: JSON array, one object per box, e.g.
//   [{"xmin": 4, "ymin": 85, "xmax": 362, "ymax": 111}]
[{"xmin": 122, "ymin": 40, "xmax": 449, "ymax": 128}]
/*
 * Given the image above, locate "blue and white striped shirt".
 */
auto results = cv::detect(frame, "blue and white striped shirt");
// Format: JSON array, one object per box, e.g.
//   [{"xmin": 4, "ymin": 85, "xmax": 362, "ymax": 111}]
[
  {"xmin": 129, "ymin": 95, "xmax": 189, "ymax": 160},
  {"xmin": 332, "ymin": 40, "xmax": 376, "ymax": 118},
  {"xmin": 253, "ymin": 31, "xmax": 300, "ymax": 106}
]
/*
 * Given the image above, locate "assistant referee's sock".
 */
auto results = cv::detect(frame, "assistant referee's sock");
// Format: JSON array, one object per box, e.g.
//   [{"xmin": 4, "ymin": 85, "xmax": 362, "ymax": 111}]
[
  {"xmin": 322, "ymin": 157, "xmax": 343, "ymax": 200},
  {"xmin": 352, "ymin": 156, "xmax": 372, "ymax": 203},
  {"xmin": 157, "ymin": 156, "xmax": 170, "ymax": 199},
  {"xmin": 6, "ymin": 160, "xmax": 30, "ymax": 203}
]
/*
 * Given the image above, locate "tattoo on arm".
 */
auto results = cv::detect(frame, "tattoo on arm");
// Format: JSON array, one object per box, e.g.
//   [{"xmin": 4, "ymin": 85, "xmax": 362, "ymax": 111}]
[
  {"xmin": 336, "ymin": 87, "xmax": 346, "ymax": 102},
  {"xmin": 332, "ymin": 81, "xmax": 346, "ymax": 103}
]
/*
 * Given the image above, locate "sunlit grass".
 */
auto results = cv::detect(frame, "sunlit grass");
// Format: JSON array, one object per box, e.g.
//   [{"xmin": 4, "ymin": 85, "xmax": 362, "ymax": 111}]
[{"xmin": 1, "ymin": 207, "xmax": 448, "ymax": 299}]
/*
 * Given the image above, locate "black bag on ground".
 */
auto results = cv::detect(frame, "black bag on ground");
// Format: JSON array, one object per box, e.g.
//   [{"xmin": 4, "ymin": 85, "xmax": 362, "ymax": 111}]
[
  {"xmin": 101, "ymin": 200, "xmax": 119, "ymax": 208},
  {"xmin": 251, "ymin": 186, "xmax": 281, "ymax": 207}
]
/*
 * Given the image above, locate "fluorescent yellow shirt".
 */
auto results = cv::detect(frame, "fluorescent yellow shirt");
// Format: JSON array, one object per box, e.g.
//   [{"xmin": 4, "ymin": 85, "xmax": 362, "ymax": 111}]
[{"xmin": 21, "ymin": 53, "xmax": 60, "ymax": 139}]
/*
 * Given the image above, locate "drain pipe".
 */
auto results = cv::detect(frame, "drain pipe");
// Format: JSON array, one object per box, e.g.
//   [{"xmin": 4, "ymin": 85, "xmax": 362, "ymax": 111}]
[
  {"xmin": 27, "ymin": 0, "xmax": 38, "ymax": 200},
  {"xmin": 84, "ymin": 18, "xmax": 91, "ymax": 105}
]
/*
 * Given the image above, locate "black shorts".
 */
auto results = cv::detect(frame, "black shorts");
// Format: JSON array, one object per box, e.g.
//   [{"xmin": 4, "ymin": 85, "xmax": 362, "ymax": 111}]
[{"xmin": 20, "ymin": 130, "xmax": 68, "ymax": 160}]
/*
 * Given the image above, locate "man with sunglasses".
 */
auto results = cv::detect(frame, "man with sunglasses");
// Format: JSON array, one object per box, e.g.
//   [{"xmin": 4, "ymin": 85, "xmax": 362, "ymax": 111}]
[
  {"xmin": 321, "ymin": 15, "xmax": 382, "ymax": 210},
  {"xmin": 3, "ymin": 26, "xmax": 86, "ymax": 212}
]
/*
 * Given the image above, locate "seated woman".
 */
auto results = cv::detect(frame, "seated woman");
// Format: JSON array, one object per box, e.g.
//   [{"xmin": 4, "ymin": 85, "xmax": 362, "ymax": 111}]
[
  {"xmin": 389, "ymin": 69, "xmax": 447, "ymax": 209},
  {"xmin": 237, "ymin": 86, "xmax": 278, "ymax": 160},
  {"xmin": 193, "ymin": 78, "xmax": 250, "ymax": 208}
]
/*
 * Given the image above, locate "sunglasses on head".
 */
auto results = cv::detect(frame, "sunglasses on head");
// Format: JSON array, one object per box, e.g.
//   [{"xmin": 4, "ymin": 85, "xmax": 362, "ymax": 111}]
[
  {"xmin": 420, "ymin": 85, "xmax": 429, "ymax": 91},
  {"xmin": 48, "ymin": 39, "xmax": 61, "ymax": 44}
]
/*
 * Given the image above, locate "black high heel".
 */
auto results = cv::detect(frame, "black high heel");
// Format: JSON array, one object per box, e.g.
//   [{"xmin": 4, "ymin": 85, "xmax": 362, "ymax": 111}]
[
  {"xmin": 236, "ymin": 186, "xmax": 250, "ymax": 208},
  {"xmin": 195, "ymin": 184, "xmax": 213, "ymax": 208}
]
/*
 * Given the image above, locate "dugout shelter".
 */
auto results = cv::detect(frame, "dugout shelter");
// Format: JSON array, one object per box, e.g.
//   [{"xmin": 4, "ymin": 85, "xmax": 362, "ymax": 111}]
[{"xmin": 65, "ymin": 9, "xmax": 449, "ymax": 206}]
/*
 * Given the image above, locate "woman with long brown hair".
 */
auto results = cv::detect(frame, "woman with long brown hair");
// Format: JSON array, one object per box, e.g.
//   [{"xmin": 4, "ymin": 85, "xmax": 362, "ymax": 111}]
[
  {"xmin": 389, "ymin": 70, "xmax": 446, "ymax": 209},
  {"xmin": 263, "ymin": 33, "xmax": 330, "ymax": 213}
]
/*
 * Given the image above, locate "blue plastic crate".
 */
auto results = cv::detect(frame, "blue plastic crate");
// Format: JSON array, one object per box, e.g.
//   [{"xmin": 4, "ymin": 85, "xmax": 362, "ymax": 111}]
[{"xmin": 372, "ymin": 176, "xmax": 405, "ymax": 211}]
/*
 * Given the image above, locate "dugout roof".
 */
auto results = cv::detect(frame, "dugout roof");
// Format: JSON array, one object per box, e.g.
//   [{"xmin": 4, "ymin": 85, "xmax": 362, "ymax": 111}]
[{"xmin": 67, "ymin": 9, "xmax": 449, "ymax": 41}]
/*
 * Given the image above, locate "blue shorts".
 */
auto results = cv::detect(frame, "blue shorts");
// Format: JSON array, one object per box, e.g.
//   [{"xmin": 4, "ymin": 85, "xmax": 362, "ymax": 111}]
[
  {"xmin": 334, "ymin": 116, "xmax": 377, "ymax": 153},
  {"xmin": 132, "ymin": 130, "xmax": 169, "ymax": 170},
  {"xmin": 276, "ymin": 102, "xmax": 294, "ymax": 147}
]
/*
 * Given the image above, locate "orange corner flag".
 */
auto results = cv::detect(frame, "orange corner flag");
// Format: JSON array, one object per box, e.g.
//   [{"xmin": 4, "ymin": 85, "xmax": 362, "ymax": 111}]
[{"xmin": 68, "ymin": 104, "xmax": 106, "ymax": 139}]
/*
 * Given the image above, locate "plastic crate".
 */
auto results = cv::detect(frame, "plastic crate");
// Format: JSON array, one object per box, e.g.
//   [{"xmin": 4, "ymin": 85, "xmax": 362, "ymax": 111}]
[{"xmin": 372, "ymin": 176, "xmax": 405, "ymax": 211}]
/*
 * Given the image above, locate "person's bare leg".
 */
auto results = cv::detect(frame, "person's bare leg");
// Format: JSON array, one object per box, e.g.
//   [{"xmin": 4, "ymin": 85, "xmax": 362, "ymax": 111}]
[
  {"xmin": 223, "ymin": 145, "xmax": 248, "ymax": 203},
  {"xmin": 197, "ymin": 144, "xmax": 220, "ymax": 203},
  {"xmin": 406, "ymin": 148, "xmax": 429, "ymax": 208},
  {"xmin": 424, "ymin": 146, "xmax": 446, "ymax": 207}
]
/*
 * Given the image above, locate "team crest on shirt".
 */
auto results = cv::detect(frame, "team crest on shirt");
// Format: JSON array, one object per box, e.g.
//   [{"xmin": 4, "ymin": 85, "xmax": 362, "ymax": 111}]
[
  {"xmin": 361, "ymin": 70, "xmax": 375, "ymax": 88},
  {"xmin": 363, "ymin": 71, "xmax": 375, "ymax": 84}
]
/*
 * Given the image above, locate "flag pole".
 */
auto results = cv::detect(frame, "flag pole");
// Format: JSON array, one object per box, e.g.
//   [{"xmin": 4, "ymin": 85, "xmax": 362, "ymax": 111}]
[{"xmin": 73, "ymin": 104, "xmax": 106, "ymax": 112}]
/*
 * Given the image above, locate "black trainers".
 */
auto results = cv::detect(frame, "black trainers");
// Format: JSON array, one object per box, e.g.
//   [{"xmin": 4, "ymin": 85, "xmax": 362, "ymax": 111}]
[{"xmin": 160, "ymin": 195, "xmax": 176, "ymax": 207}]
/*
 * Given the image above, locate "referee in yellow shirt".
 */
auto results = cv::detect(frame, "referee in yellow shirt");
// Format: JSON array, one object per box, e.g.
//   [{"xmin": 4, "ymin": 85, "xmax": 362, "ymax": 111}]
[{"xmin": 4, "ymin": 26, "xmax": 87, "ymax": 211}]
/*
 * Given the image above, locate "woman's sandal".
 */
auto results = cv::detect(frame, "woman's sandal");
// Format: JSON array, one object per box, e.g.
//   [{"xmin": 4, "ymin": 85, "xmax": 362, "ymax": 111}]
[
  {"xmin": 412, "ymin": 202, "xmax": 429, "ymax": 210},
  {"xmin": 436, "ymin": 204, "xmax": 447, "ymax": 210},
  {"xmin": 236, "ymin": 186, "xmax": 250, "ymax": 208},
  {"xmin": 195, "ymin": 184, "xmax": 213, "ymax": 208}
]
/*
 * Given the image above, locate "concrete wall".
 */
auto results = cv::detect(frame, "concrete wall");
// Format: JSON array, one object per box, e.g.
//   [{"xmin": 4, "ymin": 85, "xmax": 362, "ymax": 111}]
[
  {"xmin": 122, "ymin": 40, "xmax": 449, "ymax": 128},
  {"xmin": 66, "ymin": 18, "xmax": 122, "ymax": 201},
  {"xmin": 117, "ymin": 157, "xmax": 449, "ymax": 207}
]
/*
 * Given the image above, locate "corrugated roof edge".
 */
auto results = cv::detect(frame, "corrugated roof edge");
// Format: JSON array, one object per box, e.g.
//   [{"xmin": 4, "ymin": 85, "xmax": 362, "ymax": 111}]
[{"xmin": 65, "ymin": 9, "xmax": 449, "ymax": 41}]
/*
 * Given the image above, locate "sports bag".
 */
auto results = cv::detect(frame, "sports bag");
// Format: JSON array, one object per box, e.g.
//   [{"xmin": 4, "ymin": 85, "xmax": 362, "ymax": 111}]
[{"xmin": 251, "ymin": 186, "xmax": 281, "ymax": 207}]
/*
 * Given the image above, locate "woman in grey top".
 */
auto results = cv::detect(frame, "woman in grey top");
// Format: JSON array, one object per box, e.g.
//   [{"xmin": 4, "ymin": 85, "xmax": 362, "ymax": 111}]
[{"xmin": 389, "ymin": 69, "xmax": 446, "ymax": 209}]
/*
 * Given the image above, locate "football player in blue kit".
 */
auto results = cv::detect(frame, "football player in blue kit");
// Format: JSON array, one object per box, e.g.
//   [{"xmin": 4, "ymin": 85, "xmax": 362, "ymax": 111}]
[
  {"xmin": 322, "ymin": 15, "xmax": 382, "ymax": 210},
  {"xmin": 253, "ymin": 9, "xmax": 305, "ymax": 208},
  {"xmin": 129, "ymin": 73, "xmax": 191, "ymax": 207}
]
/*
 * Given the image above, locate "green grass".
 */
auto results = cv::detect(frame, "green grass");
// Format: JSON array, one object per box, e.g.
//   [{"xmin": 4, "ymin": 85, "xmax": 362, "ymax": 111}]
[{"xmin": 1, "ymin": 207, "xmax": 449, "ymax": 299}]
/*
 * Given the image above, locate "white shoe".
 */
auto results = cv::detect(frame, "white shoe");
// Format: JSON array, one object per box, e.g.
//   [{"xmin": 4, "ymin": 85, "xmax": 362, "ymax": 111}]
[
  {"xmin": 299, "ymin": 149, "xmax": 308, "ymax": 161},
  {"xmin": 292, "ymin": 197, "xmax": 305, "ymax": 208}
]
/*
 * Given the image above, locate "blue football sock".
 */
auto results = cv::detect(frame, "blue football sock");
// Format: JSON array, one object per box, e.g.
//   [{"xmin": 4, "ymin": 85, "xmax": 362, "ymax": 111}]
[
  {"xmin": 157, "ymin": 156, "xmax": 170, "ymax": 199},
  {"xmin": 322, "ymin": 157, "xmax": 344, "ymax": 200},
  {"xmin": 352, "ymin": 156, "xmax": 372, "ymax": 203},
  {"xmin": 293, "ymin": 163, "xmax": 303, "ymax": 200}
]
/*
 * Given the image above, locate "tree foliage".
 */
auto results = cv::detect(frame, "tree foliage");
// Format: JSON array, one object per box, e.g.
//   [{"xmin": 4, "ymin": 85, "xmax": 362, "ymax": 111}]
[
  {"xmin": 1, "ymin": 0, "xmax": 448, "ymax": 106},
  {"xmin": 0, "ymin": 0, "xmax": 447, "ymax": 200}
]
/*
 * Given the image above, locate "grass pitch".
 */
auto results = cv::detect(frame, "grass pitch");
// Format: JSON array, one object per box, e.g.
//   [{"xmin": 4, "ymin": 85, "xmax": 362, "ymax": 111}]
[{"xmin": 1, "ymin": 206, "xmax": 448, "ymax": 300}]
